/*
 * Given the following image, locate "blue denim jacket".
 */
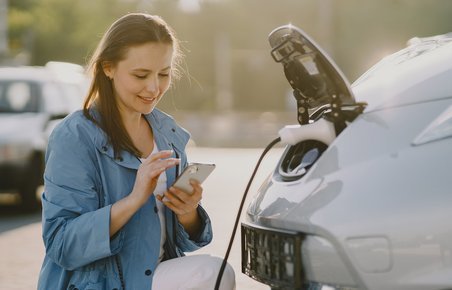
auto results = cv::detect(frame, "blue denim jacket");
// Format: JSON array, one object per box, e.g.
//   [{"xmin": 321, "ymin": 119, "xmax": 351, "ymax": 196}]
[{"xmin": 38, "ymin": 109, "xmax": 213, "ymax": 290}]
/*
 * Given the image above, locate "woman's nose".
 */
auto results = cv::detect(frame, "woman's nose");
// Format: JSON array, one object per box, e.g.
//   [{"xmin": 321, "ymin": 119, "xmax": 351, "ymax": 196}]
[{"xmin": 146, "ymin": 78, "xmax": 159, "ymax": 95}]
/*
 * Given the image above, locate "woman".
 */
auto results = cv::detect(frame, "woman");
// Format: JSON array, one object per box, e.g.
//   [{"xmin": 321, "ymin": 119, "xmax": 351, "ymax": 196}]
[{"xmin": 38, "ymin": 13, "xmax": 235, "ymax": 290}]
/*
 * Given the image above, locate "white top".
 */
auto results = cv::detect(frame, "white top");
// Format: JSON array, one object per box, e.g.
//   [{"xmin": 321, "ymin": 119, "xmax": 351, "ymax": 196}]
[{"xmin": 140, "ymin": 142, "xmax": 167, "ymax": 262}]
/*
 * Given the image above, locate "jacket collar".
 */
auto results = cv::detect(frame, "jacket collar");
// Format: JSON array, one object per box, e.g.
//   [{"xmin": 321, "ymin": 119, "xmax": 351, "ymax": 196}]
[{"xmin": 90, "ymin": 108, "xmax": 176, "ymax": 171}]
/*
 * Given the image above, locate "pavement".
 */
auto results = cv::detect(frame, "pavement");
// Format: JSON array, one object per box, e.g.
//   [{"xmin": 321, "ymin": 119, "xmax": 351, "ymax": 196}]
[{"xmin": 0, "ymin": 147, "xmax": 285, "ymax": 290}]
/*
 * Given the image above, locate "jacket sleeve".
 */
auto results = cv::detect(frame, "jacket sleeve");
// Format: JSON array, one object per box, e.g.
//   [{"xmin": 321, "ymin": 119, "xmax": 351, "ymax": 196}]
[
  {"xmin": 41, "ymin": 121, "xmax": 124, "ymax": 270},
  {"xmin": 175, "ymin": 205, "xmax": 213, "ymax": 252}
]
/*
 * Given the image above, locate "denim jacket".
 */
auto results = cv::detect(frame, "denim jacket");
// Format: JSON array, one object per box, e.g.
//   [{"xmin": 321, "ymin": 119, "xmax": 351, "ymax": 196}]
[{"xmin": 38, "ymin": 109, "xmax": 213, "ymax": 290}]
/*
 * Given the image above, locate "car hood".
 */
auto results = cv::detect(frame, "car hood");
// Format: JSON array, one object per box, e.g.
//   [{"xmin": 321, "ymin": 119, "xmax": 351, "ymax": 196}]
[
  {"xmin": 247, "ymin": 32, "xmax": 452, "ymax": 237},
  {"xmin": 247, "ymin": 97, "xmax": 452, "ymax": 238},
  {"xmin": 0, "ymin": 113, "xmax": 48, "ymax": 142},
  {"xmin": 353, "ymin": 34, "xmax": 452, "ymax": 111}
]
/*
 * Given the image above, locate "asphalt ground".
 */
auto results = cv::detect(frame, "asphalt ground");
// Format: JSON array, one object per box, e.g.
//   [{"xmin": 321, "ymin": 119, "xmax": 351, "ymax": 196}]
[{"xmin": 0, "ymin": 146, "xmax": 285, "ymax": 290}]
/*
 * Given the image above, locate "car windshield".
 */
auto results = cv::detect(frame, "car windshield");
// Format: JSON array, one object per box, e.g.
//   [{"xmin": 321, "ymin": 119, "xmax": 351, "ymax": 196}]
[{"xmin": 0, "ymin": 81, "xmax": 39, "ymax": 113}]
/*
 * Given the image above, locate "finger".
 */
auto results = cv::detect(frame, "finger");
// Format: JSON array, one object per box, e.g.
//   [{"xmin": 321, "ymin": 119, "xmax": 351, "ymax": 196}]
[
  {"xmin": 161, "ymin": 158, "xmax": 180, "ymax": 168},
  {"xmin": 150, "ymin": 167, "xmax": 167, "ymax": 178},
  {"xmin": 163, "ymin": 188, "xmax": 184, "ymax": 205},
  {"xmin": 161, "ymin": 196, "xmax": 183, "ymax": 214},
  {"xmin": 168, "ymin": 186, "xmax": 201, "ymax": 208},
  {"xmin": 160, "ymin": 192, "xmax": 185, "ymax": 215},
  {"xmin": 163, "ymin": 189, "xmax": 197, "ymax": 213},
  {"xmin": 143, "ymin": 150, "xmax": 174, "ymax": 164},
  {"xmin": 162, "ymin": 197, "xmax": 197, "ymax": 216},
  {"xmin": 189, "ymin": 180, "xmax": 203, "ymax": 195},
  {"xmin": 145, "ymin": 158, "xmax": 180, "ymax": 174}
]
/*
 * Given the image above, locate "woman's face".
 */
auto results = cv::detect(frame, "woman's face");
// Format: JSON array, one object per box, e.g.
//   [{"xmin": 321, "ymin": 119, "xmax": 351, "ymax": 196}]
[{"xmin": 104, "ymin": 42, "xmax": 173, "ymax": 117}]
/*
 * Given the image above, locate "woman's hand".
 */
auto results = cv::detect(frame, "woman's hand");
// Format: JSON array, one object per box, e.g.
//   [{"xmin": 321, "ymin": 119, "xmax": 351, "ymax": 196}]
[
  {"xmin": 131, "ymin": 150, "xmax": 180, "ymax": 207},
  {"xmin": 157, "ymin": 180, "xmax": 203, "ymax": 238},
  {"xmin": 110, "ymin": 150, "xmax": 179, "ymax": 237}
]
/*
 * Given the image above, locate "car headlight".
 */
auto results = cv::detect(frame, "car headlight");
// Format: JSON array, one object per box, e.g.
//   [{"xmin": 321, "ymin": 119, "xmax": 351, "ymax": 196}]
[{"xmin": 413, "ymin": 104, "xmax": 452, "ymax": 146}]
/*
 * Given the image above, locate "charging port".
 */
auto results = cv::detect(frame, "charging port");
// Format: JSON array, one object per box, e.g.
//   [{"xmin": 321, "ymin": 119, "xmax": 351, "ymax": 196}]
[{"xmin": 276, "ymin": 140, "xmax": 328, "ymax": 182}]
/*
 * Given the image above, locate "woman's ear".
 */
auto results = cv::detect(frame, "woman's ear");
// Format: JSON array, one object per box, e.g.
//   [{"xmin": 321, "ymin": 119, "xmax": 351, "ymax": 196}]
[{"xmin": 102, "ymin": 61, "xmax": 115, "ymax": 80}]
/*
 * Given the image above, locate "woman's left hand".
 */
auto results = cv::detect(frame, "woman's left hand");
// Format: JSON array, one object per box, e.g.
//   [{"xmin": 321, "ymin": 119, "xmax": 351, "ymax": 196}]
[{"xmin": 157, "ymin": 180, "xmax": 203, "ymax": 236}]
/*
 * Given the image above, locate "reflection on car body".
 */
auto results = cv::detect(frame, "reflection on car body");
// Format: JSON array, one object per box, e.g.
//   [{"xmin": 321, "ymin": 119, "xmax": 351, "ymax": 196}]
[
  {"xmin": 0, "ymin": 62, "xmax": 88, "ymax": 209},
  {"xmin": 242, "ymin": 26, "xmax": 452, "ymax": 290}
]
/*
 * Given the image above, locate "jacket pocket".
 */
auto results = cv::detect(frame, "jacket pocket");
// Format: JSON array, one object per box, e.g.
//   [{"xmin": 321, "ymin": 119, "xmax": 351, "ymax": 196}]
[
  {"xmin": 67, "ymin": 258, "xmax": 108, "ymax": 290},
  {"xmin": 66, "ymin": 273, "xmax": 106, "ymax": 290},
  {"xmin": 66, "ymin": 281, "xmax": 106, "ymax": 290}
]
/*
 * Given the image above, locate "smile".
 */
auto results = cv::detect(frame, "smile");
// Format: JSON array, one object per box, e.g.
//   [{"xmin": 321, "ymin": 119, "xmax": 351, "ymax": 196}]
[{"xmin": 138, "ymin": 96, "xmax": 156, "ymax": 103}]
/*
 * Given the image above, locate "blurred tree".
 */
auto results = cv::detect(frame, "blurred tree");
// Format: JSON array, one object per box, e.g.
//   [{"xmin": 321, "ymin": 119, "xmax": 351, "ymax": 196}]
[
  {"xmin": 7, "ymin": 0, "xmax": 36, "ymax": 59},
  {"xmin": 6, "ymin": 0, "xmax": 452, "ymax": 113},
  {"xmin": 7, "ymin": 0, "xmax": 138, "ymax": 65},
  {"xmin": 29, "ymin": 0, "xmax": 139, "ymax": 65}
]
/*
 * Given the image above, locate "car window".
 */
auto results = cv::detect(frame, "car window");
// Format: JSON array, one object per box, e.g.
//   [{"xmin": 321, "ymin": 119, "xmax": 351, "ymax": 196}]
[
  {"xmin": 0, "ymin": 81, "xmax": 38, "ymax": 113},
  {"xmin": 59, "ymin": 82, "xmax": 85, "ymax": 112},
  {"xmin": 41, "ymin": 82, "xmax": 71, "ymax": 114},
  {"xmin": 41, "ymin": 81, "xmax": 85, "ymax": 115}
]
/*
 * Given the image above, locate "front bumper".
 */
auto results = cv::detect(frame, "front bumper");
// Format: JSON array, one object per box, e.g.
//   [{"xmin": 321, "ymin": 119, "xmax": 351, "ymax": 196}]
[
  {"xmin": 241, "ymin": 223, "xmax": 359, "ymax": 290},
  {"xmin": 242, "ymin": 222, "xmax": 305, "ymax": 289}
]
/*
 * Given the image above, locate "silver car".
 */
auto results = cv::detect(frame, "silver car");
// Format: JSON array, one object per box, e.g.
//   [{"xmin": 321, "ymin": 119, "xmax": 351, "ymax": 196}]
[
  {"xmin": 0, "ymin": 62, "xmax": 88, "ymax": 209},
  {"xmin": 241, "ymin": 26, "xmax": 452, "ymax": 290}
]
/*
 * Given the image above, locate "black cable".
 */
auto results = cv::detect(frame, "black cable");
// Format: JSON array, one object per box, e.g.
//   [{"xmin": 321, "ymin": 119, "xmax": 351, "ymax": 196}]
[{"xmin": 214, "ymin": 137, "xmax": 281, "ymax": 290}]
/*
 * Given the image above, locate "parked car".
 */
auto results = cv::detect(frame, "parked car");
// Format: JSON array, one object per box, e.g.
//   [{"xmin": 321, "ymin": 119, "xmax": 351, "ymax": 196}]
[
  {"xmin": 0, "ymin": 62, "xmax": 88, "ymax": 209},
  {"xmin": 241, "ymin": 26, "xmax": 452, "ymax": 290}
]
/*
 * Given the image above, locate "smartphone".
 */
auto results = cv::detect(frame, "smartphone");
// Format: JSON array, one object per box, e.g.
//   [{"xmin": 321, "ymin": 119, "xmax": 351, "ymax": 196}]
[{"xmin": 172, "ymin": 162, "xmax": 216, "ymax": 194}]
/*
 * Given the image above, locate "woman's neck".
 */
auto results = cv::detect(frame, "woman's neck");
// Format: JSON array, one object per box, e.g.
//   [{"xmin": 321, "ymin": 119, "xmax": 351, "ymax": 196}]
[
  {"xmin": 121, "ymin": 111, "xmax": 143, "ymax": 136},
  {"xmin": 121, "ymin": 111, "xmax": 154, "ymax": 158}
]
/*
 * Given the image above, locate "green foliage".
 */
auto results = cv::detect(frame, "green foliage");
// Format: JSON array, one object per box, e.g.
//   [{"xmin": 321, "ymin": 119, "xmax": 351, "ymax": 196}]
[
  {"xmin": 6, "ymin": 0, "xmax": 452, "ymax": 112},
  {"xmin": 8, "ymin": 0, "xmax": 138, "ymax": 65}
]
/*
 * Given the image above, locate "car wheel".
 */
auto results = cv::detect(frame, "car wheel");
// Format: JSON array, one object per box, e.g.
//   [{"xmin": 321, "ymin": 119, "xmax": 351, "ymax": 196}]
[{"xmin": 19, "ymin": 153, "xmax": 43, "ymax": 211}]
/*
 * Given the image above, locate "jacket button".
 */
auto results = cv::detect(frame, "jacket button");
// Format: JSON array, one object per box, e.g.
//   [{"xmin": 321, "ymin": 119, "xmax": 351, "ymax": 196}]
[
  {"xmin": 102, "ymin": 146, "xmax": 108, "ymax": 152},
  {"xmin": 112, "ymin": 288, "xmax": 118, "ymax": 290},
  {"xmin": 68, "ymin": 285, "xmax": 75, "ymax": 290},
  {"xmin": 171, "ymin": 128, "xmax": 176, "ymax": 132},
  {"xmin": 117, "ymin": 156, "xmax": 123, "ymax": 162},
  {"xmin": 145, "ymin": 269, "xmax": 152, "ymax": 276},
  {"xmin": 154, "ymin": 206, "xmax": 158, "ymax": 213}
]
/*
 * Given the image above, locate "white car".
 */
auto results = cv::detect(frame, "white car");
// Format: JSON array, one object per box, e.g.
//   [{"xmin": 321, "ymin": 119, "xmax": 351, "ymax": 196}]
[
  {"xmin": 241, "ymin": 26, "xmax": 452, "ymax": 290},
  {"xmin": 0, "ymin": 62, "xmax": 88, "ymax": 209}
]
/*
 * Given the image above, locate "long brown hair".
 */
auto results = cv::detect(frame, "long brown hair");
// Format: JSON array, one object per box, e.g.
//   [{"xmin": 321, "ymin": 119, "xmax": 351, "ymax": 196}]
[{"xmin": 83, "ymin": 13, "xmax": 182, "ymax": 158}]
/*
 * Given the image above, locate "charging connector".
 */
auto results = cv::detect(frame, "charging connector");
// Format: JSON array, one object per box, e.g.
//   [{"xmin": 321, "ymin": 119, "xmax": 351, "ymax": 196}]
[{"xmin": 278, "ymin": 118, "xmax": 336, "ymax": 146}]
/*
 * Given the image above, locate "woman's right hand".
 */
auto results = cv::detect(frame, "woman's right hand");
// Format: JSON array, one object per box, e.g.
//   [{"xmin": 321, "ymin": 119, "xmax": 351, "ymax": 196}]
[
  {"xmin": 110, "ymin": 150, "xmax": 179, "ymax": 237},
  {"xmin": 131, "ymin": 150, "xmax": 180, "ymax": 207}
]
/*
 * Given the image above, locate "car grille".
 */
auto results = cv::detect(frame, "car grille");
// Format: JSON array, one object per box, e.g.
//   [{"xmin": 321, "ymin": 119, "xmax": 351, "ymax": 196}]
[
  {"xmin": 241, "ymin": 223, "xmax": 360, "ymax": 290},
  {"xmin": 241, "ymin": 223, "xmax": 305, "ymax": 289}
]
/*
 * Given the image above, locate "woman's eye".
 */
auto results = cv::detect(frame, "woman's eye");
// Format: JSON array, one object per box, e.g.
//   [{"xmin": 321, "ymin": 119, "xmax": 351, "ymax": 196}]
[
  {"xmin": 134, "ymin": 75, "xmax": 147, "ymax": 79},
  {"xmin": 159, "ymin": 73, "xmax": 170, "ymax": 77}
]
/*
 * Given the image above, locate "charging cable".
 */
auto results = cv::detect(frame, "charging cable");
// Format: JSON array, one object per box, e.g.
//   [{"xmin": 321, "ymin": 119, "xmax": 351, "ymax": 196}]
[{"xmin": 214, "ymin": 136, "xmax": 281, "ymax": 290}]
